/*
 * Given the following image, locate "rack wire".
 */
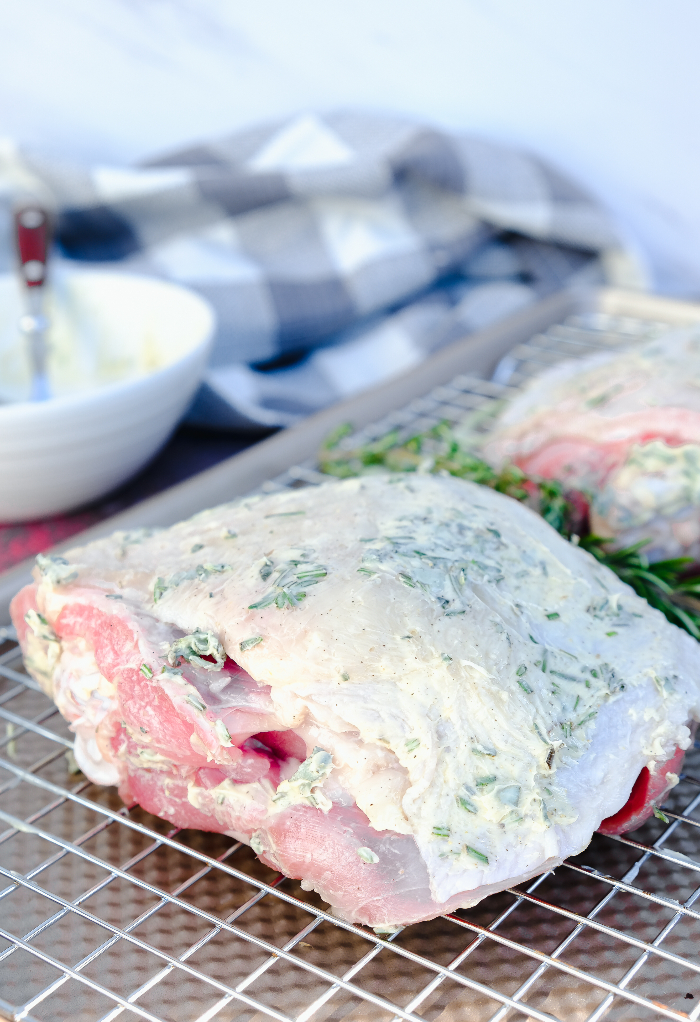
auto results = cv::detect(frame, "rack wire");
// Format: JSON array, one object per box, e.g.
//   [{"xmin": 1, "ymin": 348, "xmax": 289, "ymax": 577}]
[{"xmin": 1, "ymin": 310, "xmax": 699, "ymax": 1022}]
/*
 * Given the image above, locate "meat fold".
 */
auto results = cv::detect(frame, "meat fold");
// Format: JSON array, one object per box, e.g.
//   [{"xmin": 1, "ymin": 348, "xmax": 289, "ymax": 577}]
[
  {"xmin": 483, "ymin": 327, "xmax": 700, "ymax": 560},
  {"xmin": 12, "ymin": 474, "xmax": 700, "ymax": 928}
]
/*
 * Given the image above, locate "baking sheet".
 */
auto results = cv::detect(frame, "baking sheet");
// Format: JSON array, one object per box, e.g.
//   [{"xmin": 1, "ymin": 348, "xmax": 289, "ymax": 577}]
[{"xmin": 2, "ymin": 286, "xmax": 700, "ymax": 1021}]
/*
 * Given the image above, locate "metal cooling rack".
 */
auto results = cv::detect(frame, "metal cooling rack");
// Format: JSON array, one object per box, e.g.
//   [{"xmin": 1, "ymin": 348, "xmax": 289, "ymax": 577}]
[{"xmin": 1, "ymin": 310, "xmax": 700, "ymax": 1022}]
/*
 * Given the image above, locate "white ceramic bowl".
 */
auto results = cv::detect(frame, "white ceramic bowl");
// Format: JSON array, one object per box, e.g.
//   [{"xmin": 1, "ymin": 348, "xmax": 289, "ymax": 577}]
[{"xmin": 0, "ymin": 269, "xmax": 215, "ymax": 521}]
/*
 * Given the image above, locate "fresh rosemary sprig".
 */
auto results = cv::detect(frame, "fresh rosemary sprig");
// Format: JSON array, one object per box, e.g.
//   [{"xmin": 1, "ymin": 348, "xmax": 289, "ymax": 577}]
[
  {"xmin": 319, "ymin": 421, "xmax": 700, "ymax": 639},
  {"xmin": 580, "ymin": 537, "xmax": 700, "ymax": 640},
  {"xmin": 320, "ymin": 422, "xmax": 571, "ymax": 531}
]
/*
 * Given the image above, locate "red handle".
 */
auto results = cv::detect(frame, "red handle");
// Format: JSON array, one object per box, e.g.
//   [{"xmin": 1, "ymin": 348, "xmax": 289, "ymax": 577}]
[{"xmin": 14, "ymin": 206, "xmax": 50, "ymax": 287}]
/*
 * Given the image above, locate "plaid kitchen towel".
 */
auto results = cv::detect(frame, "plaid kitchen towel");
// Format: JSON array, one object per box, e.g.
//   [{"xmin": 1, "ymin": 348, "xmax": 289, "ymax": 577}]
[{"xmin": 0, "ymin": 111, "xmax": 627, "ymax": 428}]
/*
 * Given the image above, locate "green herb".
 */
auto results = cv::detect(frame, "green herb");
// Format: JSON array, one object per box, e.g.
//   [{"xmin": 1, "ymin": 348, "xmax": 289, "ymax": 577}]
[
  {"xmin": 140, "ymin": 663, "xmax": 153, "ymax": 679},
  {"xmin": 167, "ymin": 630, "xmax": 226, "ymax": 671},
  {"xmin": 264, "ymin": 511, "xmax": 306, "ymax": 518},
  {"xmin": 441, "ymin": 653, "xmax": 453, "ymax": 663},
  {"xmin": 574, "ymin": 695, "xmax": 580, "ymax": 711},
  {"xmin": 518, "ymin": 678, "xmax": 533, "ymax": 694},
  {"xmin": 153, "ymin": 562, "xmax": 232, "ymax": 603},
  {"xmin": 215, "ymin": 720, "xmax": 232, "ymax": 747},
  {"xmin": 191, "ymin": 543, "xmax": 204, "ymax": 553},
  {"xmin": 318, "ymin": 421, "xmax": 570, "ymax": 532},
  {"xmin": 516, "ymin": 665, "xmax": 527, "ymax": 676},
  {"xmin": 476, "ymin": 775, "xmax": 496, "ymax": 788},
  {"xmin": 502, "ymin": 810, "xmax": 524, "ymax": 825},
  {"xmin": 105, "ymin": 594, "xmax": 123, "ymax": 600},
  {"xmin": 186, "ymin": 694, "xmax": 206, "ymax": 712},
  {"xmin": 398, "ymin": 573, "xmax": 416, "ymax": 588},
  {"xmin": 466, "ymin": 845, "xmax": 489, "ymax": 865},
  {"xmin": 341, "ymin": 672, "xmax": 350, "ymax": 681},
  {"xmin": 561, "ymin": 721, "xmax": 572, "ymax": 739},
  {"xmin": 529, "ymin": 635, "xmax": 539, "ymax": 644},
  {"xmin": 318, "ymin": 421, "xmax": 700, "ymax": 642},
  {"xmin": 248, "ymin": 593, "xmax": 278, "ymax": 610},
  {"xmin": 240, "ymin": 636, "xmax": 263, "ymax": 652},
  {"xmin": 577, "ymin": 711, "xmax": 597, "ymax": 727},
  {"xmin": 35, "ymin": 553, "xmax": 78, "ymax": 586},
  {"xmin": 357, "ymin": 567, "xmax": 377, "ymax": 576},
  {"xmin": 405, "ymin": 738, "xmax": 421, "ymax": 752},
  {"xmin": 533, "ymin": 722, "xmax": 549, "ymax": 745},
  {"xmin": 653, "ymin": 805, "xmax": 670, "ymax": 823},
  {"xmin": 549, "ymin": 670, "xmax": 579, "ymax": 682},
  {"xmin": 606, "ymin": 630, "xmax": 618, "ymax": 637},
  {"xmin": 457, "ymin": 796, "xmax": 478, "ymax": 814},
  {"xmin": 472, "ymin": 746, "xmax": 497, "ymax": 757},
  {"xmin": 250, "ymin": 558, "xmax": 328, "ymax": 611},
  {"xmin": 432, "ymin": 826, "xmax": 450, "ymax": 838},
  {"xmin": 357, "ymin": 847, "xmax": 379, "ymax": 863},
  {"xmin": 581, "ymin": 536, "xmax": 700, "ymax": 640},
  {"xmin": 546, "ymin": 612, "xmax": 560, "ymax": 620},
  {"xmin": 498, "ymin": 784, "xmax": 520, "ymax": 806}
]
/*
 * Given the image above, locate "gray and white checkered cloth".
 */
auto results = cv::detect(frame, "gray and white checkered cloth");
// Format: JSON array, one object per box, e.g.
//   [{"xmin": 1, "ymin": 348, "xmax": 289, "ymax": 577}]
[{"xmin": 1, "ymin": 111, "xmax": 623, "ymax": 427}]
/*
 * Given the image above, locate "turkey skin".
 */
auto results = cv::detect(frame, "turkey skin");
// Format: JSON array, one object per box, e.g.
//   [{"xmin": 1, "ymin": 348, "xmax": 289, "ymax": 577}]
[
  {"xmin": 484, "ymin": 326, "xmax": 700, "ymax": 560},
  {"xmin": 11, "ymin": 474, "xmax": 700, "ymax": 928}
]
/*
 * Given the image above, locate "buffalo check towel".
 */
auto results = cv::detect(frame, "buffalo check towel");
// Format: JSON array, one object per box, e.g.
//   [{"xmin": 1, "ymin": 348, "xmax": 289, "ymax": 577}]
[{"xmin": 1, "ymin": 111, "xmax": 628, "ymax": 427}]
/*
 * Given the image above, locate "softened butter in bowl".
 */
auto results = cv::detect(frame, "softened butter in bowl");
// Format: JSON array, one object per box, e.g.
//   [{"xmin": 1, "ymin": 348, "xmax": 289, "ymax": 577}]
[
  {"xmin": 0, "ymin": 269, "xmax": 215, "ymax": 522},
  {"xmin": 0, "ymin": 269, "xmax": 207, "ymax": 401}
]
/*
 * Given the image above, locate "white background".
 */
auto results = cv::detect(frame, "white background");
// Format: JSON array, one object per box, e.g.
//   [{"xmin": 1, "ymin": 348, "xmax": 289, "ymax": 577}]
[{"xmin": 1, "ymin": 0, "xmax": 699, "ymax": 294}]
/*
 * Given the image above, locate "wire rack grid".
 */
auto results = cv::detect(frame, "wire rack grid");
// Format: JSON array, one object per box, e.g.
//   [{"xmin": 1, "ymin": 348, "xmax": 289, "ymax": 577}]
[{"xmin": 1, "ymin": 310, "xmax": 700, "ymax": 1022}]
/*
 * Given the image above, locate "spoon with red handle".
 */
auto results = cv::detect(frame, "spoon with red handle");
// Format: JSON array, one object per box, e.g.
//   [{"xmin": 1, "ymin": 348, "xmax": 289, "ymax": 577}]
[{"xmin": 15, "ymin": 205, "xmax": 51, "ymax": 401}]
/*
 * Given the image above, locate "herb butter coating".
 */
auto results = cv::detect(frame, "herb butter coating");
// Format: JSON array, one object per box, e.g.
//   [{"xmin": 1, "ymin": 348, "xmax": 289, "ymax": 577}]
[{"xmin": 11, "ymin": 474, "xmax": 700, "ymax": 927}]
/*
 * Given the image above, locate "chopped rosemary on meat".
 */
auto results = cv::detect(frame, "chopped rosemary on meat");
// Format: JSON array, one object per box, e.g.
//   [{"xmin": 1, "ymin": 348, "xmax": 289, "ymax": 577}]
[
  {"xmin": 357, "ymin": 847, "xmax": 380, "ymax": 863},
  {"xmin": 249, "ymin": 556, "xmax": 328, "ymax": 611},
  {"xmin": 35, "ymin": 553, "xmax": 78, "ymax": 586},
  {"xmin": 153, "ymin": 563, "xmax": 232, "ymax": 603},
  {"xmin": 476, "ymin": 775, "xmax": 496, "ymax": 788},
  {"xmin": 319, "ymin": 421, "xmax": 700, "ymax": 640},
  {"xmin": 466, "ymin": 845, "xmax": 489, "ymax": 865},
  {"xmin": 167, "ymin": 630, "xmax": 226, "ymax": 671},
  {"xmin": 239, "ymin": 636, "xmax": 263, "ymax": 651},
  {"xmin": 140, "ymin": 663, "xmax": 153, "ymax": 679},
  {"xmin": 457, "ymin": 795, "xmax": 478, "ymax": 813},
  {"xmin": 214, "ymin": 720, "xmax": 232, "ymax": 746},
  {"xmin": 405, "ymin": 738, "xmax": 421, "ymax": 752}
]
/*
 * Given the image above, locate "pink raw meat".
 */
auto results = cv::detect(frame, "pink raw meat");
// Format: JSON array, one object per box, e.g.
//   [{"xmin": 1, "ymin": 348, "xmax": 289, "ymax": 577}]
[
  {"xmin": 484, "ymin": 329, "xmax": 700, "ymax": 558},
  {"xmin": 11, "ymin": 474, "xmax": 699, "ymax": 927},
  {"xmin": 598, "ymin": 744, "xmax": 687, "ymax": 836}
]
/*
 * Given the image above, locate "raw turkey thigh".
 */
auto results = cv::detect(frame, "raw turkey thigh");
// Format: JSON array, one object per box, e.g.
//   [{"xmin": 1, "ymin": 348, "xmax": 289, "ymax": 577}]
[{"xmin": 12, "ymin": 474, "xmax": 700, "ymax": 926}]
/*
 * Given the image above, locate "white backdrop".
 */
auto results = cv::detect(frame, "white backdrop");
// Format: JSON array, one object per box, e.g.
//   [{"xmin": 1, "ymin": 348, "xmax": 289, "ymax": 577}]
[{"xmin": 1, "ymin": 0, "xmax": 698, "ymax": 294}]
